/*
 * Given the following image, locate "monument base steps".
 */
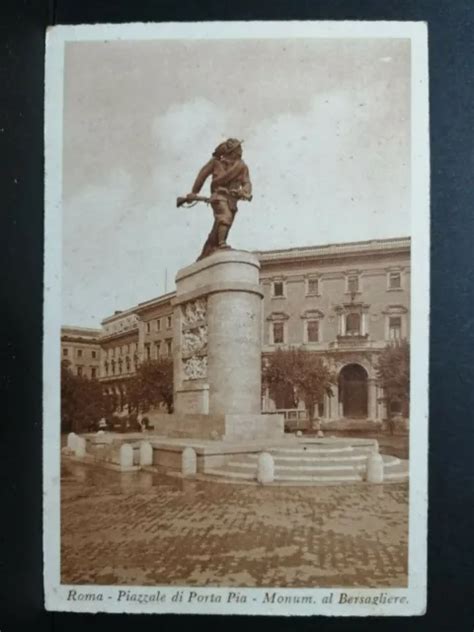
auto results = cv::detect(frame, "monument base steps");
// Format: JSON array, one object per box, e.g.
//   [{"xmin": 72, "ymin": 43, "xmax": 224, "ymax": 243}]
[{"xmin": 65, "ymin": 434, "xmax": 408, "ymax": 485}]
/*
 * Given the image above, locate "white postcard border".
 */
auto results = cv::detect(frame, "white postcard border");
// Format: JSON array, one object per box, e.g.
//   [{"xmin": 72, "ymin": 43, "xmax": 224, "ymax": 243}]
[{"xmin": 44, "ymin": 20, "xmax": 429, "ymax": 616}]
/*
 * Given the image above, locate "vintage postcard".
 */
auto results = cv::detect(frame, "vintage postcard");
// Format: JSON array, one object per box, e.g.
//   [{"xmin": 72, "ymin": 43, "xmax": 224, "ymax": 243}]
[{"xmin": 44, "ymin": 21, "xmax": 429, "ymax": 616}]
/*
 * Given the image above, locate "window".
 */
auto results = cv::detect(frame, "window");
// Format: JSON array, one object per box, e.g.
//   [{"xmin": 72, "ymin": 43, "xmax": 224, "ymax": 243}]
[
  {"xmin": 63, "ymin": 348, "xmax": 68, "ymax": 357},
  {"xmin": 347, "ymin": 275, "xmax": 359, "ymax": 294},
  {"xmin": 77, "ymin": 349, "xmax": 83, "ymax": 358},
  {"xmin": 272, "ymin": 281, "xmax": 284, "ymax": 297},
  {"xmin": 389, "ymin": 316, "xmax": 402, "ymax": 340},
  {"xmin": 166, "ymin": 316, "xmax": 172, "ymax": 329},
  {"xmin": 156, "ymin": 318, "xmax": 161, "ymax": 332},
  {"xmin": 118, "ymin": 358, "xmax": 123, "ymax": 374},
  {"xmin": 346, "ymin": 312, "xmax": 361, "ymax": 335},
  {"xmin": 104, "ymin": 361, "xmax": 109, "ymax": 375},
  {"xmin": 77, "ymin": 366, "xmax": 83, "ymax": 377},
  {"xmin": 146, "ymin": 322, "xmax": 151, "ymax": 334},
  {"xmin": 125, "ymin": 357, "xmax": 131, "ymax": 372},
  {"xmin": 388, "ymin": 272, "xmax": 402, "ymax": 290},
  {"xmin": 307, "ymin": 278, "xmax": 319, "ymax": 296},
  {"xmin": 390, "ymin": 399, "xmax": 402, "ymax": 414},
  {"xmin": 91, "ymin": 350, "xmax": 97, "ymax": 359},
  {"xmin": 91, "ymin": 367, "xmax": 97, "ymax": 379},
  {"xmin": 272, "ymin": 322, "xmax": 285, "ymax": 344},
  {"xmin": 145, "ymin": 343, "xmax": 151, "ymax": 360},
  {"xmin": 166, "ymin": 339, "xmax": 172, "ymax": 356},
  {"xmin": 155, "ymin": 341, "xmax": 161, "ymax": 357},
  {"xmin": 307, "ymin": 320, "xmax": 319, "ymax": 343},
  {"xmin": 111, "ymin": 360, "xmax": 116, "ymax": 375}
]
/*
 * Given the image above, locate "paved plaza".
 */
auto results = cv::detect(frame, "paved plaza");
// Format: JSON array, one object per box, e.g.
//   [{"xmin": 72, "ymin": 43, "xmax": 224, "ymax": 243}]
[{"xmin": 61, "ymin": 461, "xmax": 408, "ymax": 588}]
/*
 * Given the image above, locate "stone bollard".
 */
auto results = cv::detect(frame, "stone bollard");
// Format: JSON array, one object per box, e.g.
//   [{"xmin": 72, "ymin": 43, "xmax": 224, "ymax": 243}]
[
  {"xmin": 67, "ymin": 432, "xmax": 77, "ymax": 450},
  {"xmin": 182, "ymin": 447, "xmax": 197, "ymax": 477},
  {"xmin": 366, "ymin": 452, "xmax": 384, "ymax": 484},
  {"xmin": 257, "ymin": 452, "xmax": 274, "ymax": 485},
  {"xmin": 139, "ymin": 441, "xmax": 153, "ymax": 467},
  {"xmin": 120, "ymin": 444, "xmax": 134, "ymax": 469},
  {"xmin": 74, "ymin": 436, "xmax": 86, "ymax": 458}
]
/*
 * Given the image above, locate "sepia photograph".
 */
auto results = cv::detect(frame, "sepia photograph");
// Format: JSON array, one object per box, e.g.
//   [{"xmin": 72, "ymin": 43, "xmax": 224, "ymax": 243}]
[{"xmin": 44, "ymin": 20, "xmax": 429, "ymax": 616}]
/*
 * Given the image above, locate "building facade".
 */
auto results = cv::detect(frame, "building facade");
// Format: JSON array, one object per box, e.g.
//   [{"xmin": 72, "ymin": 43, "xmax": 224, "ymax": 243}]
[
  {"xmin": 60, "ymin": 326, "xmax": 102, "ymax": 379},
  {"xmin": 257, "ymin": 237, "xmax": 410, "ymax": 421},
  {"xmin": 74, "ymin": 237, "xmax": 410, "ymax": 422}
]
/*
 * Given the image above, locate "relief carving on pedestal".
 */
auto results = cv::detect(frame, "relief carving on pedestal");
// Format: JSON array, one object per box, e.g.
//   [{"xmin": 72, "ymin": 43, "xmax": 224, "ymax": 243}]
[
  {"xmin": 183, "ymin": 355, "xmax": 208, "ymax": 380},
  {"xmin": 182, "ymin": 298, "xmax": 207, "ymax": 327},
  {"xmin": 181, "ymin": 298, "xmax": 208, "ymax": 379}
]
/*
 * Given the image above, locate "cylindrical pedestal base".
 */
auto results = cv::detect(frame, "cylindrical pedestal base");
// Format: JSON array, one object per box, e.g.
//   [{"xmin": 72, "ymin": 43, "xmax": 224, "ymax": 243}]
[
  {"xmin": 174, "ymin": 250, "xmax": 263, "ymax": 417},
  {"xmin": 207, "ymin": 290, "xmax": 261, "ymax": 415}
]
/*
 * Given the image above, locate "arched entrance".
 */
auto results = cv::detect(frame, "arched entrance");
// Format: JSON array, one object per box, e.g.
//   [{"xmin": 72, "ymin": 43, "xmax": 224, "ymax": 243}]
[{"xmin": 339, "ymin": 364, "xmax": 368, "ymax": 418}]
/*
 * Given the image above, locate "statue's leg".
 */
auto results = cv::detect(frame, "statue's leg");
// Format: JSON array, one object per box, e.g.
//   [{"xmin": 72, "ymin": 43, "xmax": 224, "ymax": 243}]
[
  {"xmin": 217, "ymin": 223, "xmax": 228, "ymax": 247},
  {"xmin": 214, "ymin": 200, "xmax": 233, "ymax": 248},
  {"xmin": 197, "ymin": 218, "xmax": 219, "ymax": 261}
]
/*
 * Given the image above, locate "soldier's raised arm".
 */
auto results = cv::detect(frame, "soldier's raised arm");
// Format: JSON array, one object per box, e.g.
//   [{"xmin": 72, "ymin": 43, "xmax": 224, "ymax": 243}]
[
  {"xmin": 241, "ymin": 163, "xmax": 252, "ymax": 199},
  {"xmin": 191, "ymin": 159, "xmax": 214, "ymax": 194}
]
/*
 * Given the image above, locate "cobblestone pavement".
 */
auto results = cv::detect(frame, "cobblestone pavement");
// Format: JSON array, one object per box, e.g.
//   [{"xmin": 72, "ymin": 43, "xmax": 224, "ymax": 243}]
[{"xmin": 61, "ymin": 462, "xmax": 408, "ymax": 587}]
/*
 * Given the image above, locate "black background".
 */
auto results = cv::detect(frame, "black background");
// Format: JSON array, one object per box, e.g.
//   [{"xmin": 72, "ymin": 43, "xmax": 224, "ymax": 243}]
[{"xmin": 1, "ymin": 1, "xmax": 473, "ymax": 630}]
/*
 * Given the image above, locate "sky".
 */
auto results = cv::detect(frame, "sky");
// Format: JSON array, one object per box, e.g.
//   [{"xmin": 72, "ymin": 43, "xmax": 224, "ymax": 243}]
[{"xmin": 62, "ymin": 37, "xmax": 411, "ymax": 327}]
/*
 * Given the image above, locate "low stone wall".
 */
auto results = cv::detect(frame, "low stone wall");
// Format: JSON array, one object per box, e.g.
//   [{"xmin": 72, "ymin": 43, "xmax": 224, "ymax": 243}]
[
  {"xmin": 146, "ymin": 412, "xmax": 284, "ymax": 440},
  {"xmin": 147, "ymin": 413, "xmax": 225, "ymax": 439},
  {"xmin": 321, "ymin": 419, "xmax": 384, "ymax": 433},
  {"xmin": 79, "ymin": 433, "xmax": 142, "ymax": 466}
]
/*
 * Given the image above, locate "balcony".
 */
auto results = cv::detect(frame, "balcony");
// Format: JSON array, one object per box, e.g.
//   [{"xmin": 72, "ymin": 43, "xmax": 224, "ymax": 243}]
[{"xmin": 330, "ymin": 333, "xmax": 369, "ymax": 349}]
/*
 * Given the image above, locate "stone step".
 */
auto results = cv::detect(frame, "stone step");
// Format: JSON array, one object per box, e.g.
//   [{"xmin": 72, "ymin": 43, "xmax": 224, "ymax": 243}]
[
  {"xmin": 265, "ymin": 447, "xmax": 375, "ymax": 458},
  {"xmin": 225, "ymin": 457, "xmax": 401, "ymax": 475},
  {"xmin": 205, "ymin": 456, "xmax": 408, "ymax": 484},
  {"xmin": 225, "ymin": 454, "xmax": 400, "ymax": 467},
  {"xmin": 229, "ymin": 453, "xmax": 375, "ymax": 464},
  {"xmin": 205, "ymin": 467, "xmax": 408, "ymax": 484},
  {"xmin": 205, "ymin": 468, "xmax": 255, "ymax": 480},
  {"xmin": 274, "ymin": 472, "xmax": 363, "ymax": 482},
  {"xmin": 204, "ymin": 467, "xmax": 362, "ymax": 483}
]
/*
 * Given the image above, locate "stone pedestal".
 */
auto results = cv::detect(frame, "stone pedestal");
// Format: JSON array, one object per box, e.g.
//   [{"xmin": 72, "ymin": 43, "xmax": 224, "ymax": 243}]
[
  {"xmin": 139, "ymin": 441, "xmax": 153, "ymax": 466},
  {"xmin": 182, "ymin": 447, "xmax": 197, "ymax": 477},
  {"xmin": 366, "ymin": 452, "xmax": 384, "ymax": 484},
  {"xmin": 170, "ymin": 250, "xmax": 283, "ymax": 440},
  {"xmin": 257, "ymin": 452, "xmax": 274, "ymax": 484}
]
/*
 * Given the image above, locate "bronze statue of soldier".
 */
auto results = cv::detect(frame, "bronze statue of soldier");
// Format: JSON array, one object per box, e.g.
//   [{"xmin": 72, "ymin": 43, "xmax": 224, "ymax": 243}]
[{"xmin": 177, "ymin": 138, "xmax": 252, "ymax": 261}]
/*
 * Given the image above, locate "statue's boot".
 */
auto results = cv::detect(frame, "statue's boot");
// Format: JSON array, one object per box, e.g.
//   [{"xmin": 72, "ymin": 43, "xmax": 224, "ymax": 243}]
[{"xmin": 217, "ymin": 224, "xmax": 230, "ymax": 248}]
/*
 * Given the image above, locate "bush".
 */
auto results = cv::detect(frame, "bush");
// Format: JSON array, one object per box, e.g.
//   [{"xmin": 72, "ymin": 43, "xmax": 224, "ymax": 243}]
[
  {"xmin": 106, "ymin": 414, "xmax": 122, "ymax": 431},
  {"xmin": 61, "ymin": 360, "xmax": 105, "ymax": 433},
  {"xmin": 128, "ymin": 414, "xmax": 142, "ymax": 432}
]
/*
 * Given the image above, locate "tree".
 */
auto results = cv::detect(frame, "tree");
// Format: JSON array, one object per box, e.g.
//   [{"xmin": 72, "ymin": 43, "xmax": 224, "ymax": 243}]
[
  {"xmin": 376, "ymin": 339, "xmax": 410, "ymax": 432},
  {"xmin": 263, "ymin": 348, "xmax": 337, "ymax": 424},
  {"xmin": 61, "ymin": 360, "xmax": 105, "ymax": 433},
  {"xmin": 128, "ymin": 358, "xmax": 174, "ymax": 413}
]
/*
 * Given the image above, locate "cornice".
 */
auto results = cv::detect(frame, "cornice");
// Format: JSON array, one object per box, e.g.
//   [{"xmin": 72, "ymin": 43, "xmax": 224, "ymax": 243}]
[{"xmin": 256, "ymin": 237, "xmax": 410, "ymax": 266}]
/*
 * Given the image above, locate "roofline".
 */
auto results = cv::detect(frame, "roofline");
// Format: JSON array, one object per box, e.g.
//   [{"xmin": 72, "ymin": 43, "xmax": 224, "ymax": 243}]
[
  {"xmin": 61, "ymin": 335, "xmax": 101, "ymax": 344},
  {"xmin": 134, "ymin": 290, "xmax": 176, "ymax": 314},
  {"xmin": 61, "ymin": 325, "xmax": 102, "ymax": 334},
  {"xmin": 99, "ymin": 328, "xmax": 139, "ymax": 343},
  {"xmin": 101, "ymin": 307, "xmax": 140, "ymax": 325},
  {"xmin": 255, "ymin": 236, "xmax": 411, "ymax": 263},
  {"xmin": 100, "ymin": 237, "xmax": 411, "ymax": 323}
]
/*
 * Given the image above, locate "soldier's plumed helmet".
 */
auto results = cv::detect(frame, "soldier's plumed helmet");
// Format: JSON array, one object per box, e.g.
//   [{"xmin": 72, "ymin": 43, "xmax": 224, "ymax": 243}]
[{"xmin": 212, "ymin": 138, "xmax": 243, "ymax": 158}]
